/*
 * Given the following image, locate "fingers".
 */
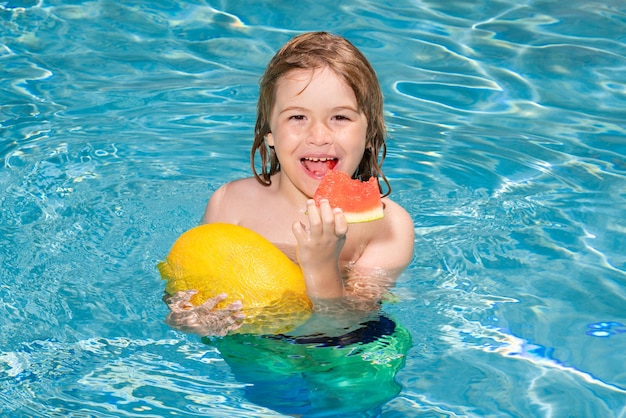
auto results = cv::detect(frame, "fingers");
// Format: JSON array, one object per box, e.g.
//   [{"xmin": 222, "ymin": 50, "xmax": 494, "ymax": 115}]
[
  {"xmin": 198, "ymin": 292, "xmax": 228, "ymax": 310},
  {"xmin": 333, "ymin": 207, "xmax": 348, "ymax": 237},
  {"xmin": 317, "ymin": 199, "xmax": 336, "ymax": 227},
  {"xmin": 305, "ymin": 199, "xmax": 321, "ymax": 233},
  {"xmin": 225, "ymin": 299, "xmax": 244, "ymax": 311},
  {"xmin": 164, "ymin": 292, "xmax": 245, "ymax": 336},
  {"xmin": 195, "ymin": 294, "xmax": 241, "ymax": 316},
  {"xmin": 168, "ymin": 289, "xmax": 196, "ymax": 303},
  {"xmin": 304, "ymin": 199, "xmax": 347, "ymax": 238},
  {"xmin": 163, "ymin": 290, "xmax": 197, "ymax": 312},
  {"xmin": 292, "ymin": 219, "xmax": 308, "ymax": 242}
]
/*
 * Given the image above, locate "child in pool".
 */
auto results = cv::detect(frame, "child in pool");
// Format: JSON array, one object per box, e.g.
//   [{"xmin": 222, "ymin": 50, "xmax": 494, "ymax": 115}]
[{"xmin": 165, "ymin": 31, "xmax": 415, "ymax": 336}]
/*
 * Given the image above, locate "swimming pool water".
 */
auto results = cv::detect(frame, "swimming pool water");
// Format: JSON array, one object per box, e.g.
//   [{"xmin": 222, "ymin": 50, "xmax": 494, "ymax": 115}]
[{"xmin": 1, "ymin": 0, "xmax": 625, "ymax": 416}]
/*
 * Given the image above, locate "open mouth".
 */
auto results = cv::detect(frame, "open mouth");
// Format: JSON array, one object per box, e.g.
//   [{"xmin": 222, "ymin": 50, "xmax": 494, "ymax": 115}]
[{"xmin": 301, "ymin": 157, "xmax": 338, "ymax": 178}]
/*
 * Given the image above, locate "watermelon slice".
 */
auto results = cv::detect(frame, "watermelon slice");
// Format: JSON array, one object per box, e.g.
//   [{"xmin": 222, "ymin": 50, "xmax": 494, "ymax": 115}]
[{"xmin": 313, "ymin": 170, "xmax": 384, "ymax": 223}]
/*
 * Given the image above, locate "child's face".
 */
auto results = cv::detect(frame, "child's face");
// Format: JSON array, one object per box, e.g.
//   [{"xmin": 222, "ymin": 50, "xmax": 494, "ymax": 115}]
[{"xmin": 266, "ymin": 66, "xmax": 368, "ymax": 198}]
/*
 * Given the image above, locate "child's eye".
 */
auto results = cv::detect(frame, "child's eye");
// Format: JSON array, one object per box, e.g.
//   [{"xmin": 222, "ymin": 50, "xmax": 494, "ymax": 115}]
[
  {"xmin": 333, "ymin": 115, "xmax": 350, "ymax": 121},
  {"xmin": 289, "ymin": 115, "xmax": 306, "ymax": 121}
]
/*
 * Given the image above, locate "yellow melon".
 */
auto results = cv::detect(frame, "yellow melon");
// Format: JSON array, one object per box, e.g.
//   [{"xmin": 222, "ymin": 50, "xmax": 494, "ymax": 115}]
[{"xmin": 158, "ymin": 223, "xmax": 312, "ymax": 334}]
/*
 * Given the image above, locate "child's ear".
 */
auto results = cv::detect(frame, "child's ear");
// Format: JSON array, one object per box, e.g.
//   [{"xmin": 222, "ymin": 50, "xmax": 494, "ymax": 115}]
[{"xmin": 265, "ymin": 132, "xmax": 274, "ymax": 147}]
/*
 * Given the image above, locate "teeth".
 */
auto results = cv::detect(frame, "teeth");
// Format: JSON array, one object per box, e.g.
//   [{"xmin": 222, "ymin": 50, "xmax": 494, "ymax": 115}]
[{"xmin": 303, "ymin": 157, "xmax": 335, "ymax": 162}]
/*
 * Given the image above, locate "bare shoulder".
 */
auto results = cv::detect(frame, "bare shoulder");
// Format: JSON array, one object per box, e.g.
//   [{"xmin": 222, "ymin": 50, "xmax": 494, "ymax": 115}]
[
  {"xmin": 202, "ymin": 177, "xmax": 265, "ymax": 223},
  {"xmin": 381, "ymin": 197, "xmax": 414, "ymax": 232},
  {"xmin": 353, "ymin": 197, "xmax": 415, "ymax": 274},
  {"xmin": 379, "ymin": 197, "xmax": 415, "ymax": 258}
]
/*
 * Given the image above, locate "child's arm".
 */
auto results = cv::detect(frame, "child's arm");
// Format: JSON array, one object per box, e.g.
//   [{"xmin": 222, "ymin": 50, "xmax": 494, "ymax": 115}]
[{"xmin": 294, "ymin": 198, "xmax": 414, "ymax": 305}]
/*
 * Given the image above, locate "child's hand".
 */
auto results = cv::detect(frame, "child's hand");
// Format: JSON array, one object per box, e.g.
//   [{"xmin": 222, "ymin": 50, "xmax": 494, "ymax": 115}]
[
  {"xmin": 294, "ymin": 199, "xmax": 347, "ymax": 266},
  {"xmin": 292, "ymin": 199, "xmax": 348, "ymax": 299},
  {"xmin": 163, "ymin": 290, "xmax": 245, "ymax": 336}
]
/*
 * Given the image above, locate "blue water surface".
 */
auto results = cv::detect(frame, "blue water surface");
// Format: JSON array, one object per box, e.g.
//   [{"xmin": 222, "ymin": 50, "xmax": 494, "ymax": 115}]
[{"xmin": 1, "ymin": 0, "xmax": 626, "ymax": 416}]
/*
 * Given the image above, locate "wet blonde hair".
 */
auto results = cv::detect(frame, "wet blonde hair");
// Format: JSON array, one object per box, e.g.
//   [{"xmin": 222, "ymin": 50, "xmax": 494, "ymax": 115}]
[{"xmin": 250, "ymin": 31, "xmax": 390, "ymax": 196}]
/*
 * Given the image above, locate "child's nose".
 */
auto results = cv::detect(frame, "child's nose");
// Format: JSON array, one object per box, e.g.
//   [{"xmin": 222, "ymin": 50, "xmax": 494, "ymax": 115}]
[{"xmin": 306, "ymin": 122, "xmax": 332, "ymax": 145}]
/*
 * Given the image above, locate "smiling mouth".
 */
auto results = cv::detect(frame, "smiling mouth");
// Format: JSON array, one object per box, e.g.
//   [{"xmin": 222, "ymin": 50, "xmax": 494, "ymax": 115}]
[{"xmin": 301, "ymin": 157, "xmax": 338, "ymax": 177}]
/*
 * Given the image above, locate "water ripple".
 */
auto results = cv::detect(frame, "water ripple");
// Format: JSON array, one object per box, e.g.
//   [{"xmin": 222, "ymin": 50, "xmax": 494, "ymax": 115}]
[{"xmin": 2, "ymin": 0, "xmax": 626, "ymax": 416}]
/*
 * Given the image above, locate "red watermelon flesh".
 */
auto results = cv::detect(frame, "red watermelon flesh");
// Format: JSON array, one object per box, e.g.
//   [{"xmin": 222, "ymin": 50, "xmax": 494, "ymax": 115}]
[{"xmin": 313, "ymin": 170, "xmax": 384, "ymax": 223}]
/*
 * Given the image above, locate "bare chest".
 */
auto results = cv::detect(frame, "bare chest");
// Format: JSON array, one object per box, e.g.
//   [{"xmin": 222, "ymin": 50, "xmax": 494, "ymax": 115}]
[{"xmin": 238, "ymin": 205, "xmax": 367, "ymax": 266}]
